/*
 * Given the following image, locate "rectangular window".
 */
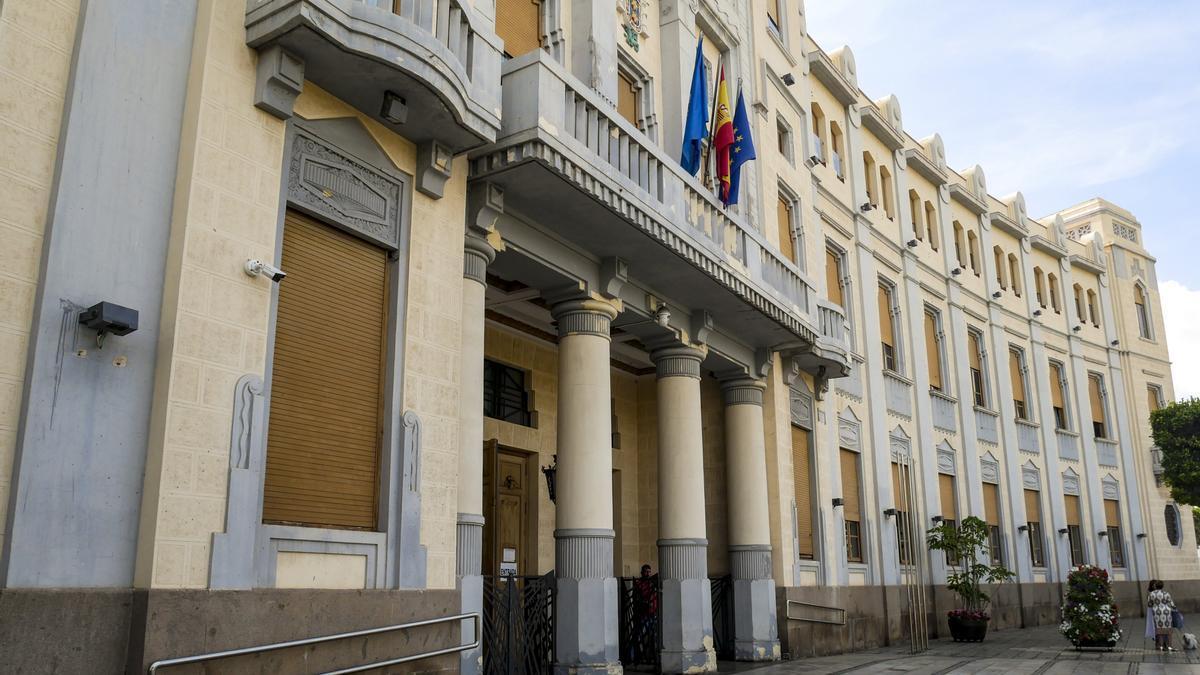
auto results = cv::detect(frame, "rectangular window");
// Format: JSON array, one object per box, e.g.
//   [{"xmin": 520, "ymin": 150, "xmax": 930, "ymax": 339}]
[
  {"xmin": 878, "ymin": 283, "xmax": 897, "ymax": 372},
  {"xmin": 825, "ymin": 247, "xmax": 844, "ymax": 307},
  {"xmin": 777, "ymin": 194, "xmax": 796, "ymax": 264},
  {"xmin": 616, "ymin": 70, "xmax": 640, "ymax": 127},
  {"xmin": 263, "ymin": 210, "xmax": 388, "ymax": 530},
  {"xmin": 767, "ymin": 0, "xmax": 782, "ymax": 36},
  {"xmin": 968, "ymin": 330, "xmax": 986, "ymax": 407},
  {"xmin": 793, "ymin": 425, "xmax": 815, "ymax": 560},
  {"xmin": 841, "ymin": 449, "xmax": 863, "ymax": 563},
  {"xmin": 983, "ymin": 482, "xmax": 1003, "ymax": 565},
  {"xmin": 925, "ymin": 309, "xmax": 943, "ymax": 392},
  {"xmin": 1025, "ymin": 489, "xmax": 1045, "ymax": 567},
  {"xmin": 879, "ymin": 165, "xmax": 895, "ymax": 219},
  {"xmin": 1105, "ymin": 499, "xmax": 1125, "ymax": 568},
  {"xmin": 1009, "ymin": 348, "xmax": 1028, "ymax": 420},
  {"xmin": 939, "ymin": 473, "xmax": 960, "ymax": 566},
  {"xmin": 1135, "ymin": 286, "xmax": 1151, "ymax": 339},
  {"xmin": 1089, "ymin": 374, "xmax": 1107, "ymax": 439},
  {"xmin": 484, "ymin": 359, "xmax": 533, "ymax": 426},
  {"xmin": 495, "ymin": 0, "xmax": 541, "ymax": 58},
  {"xmin": 1050, "ymin": 361, "xmax": 1068, "ymax": 430},
  {"xmin": 777, "ymin": 118, "xmax": 792, "ymax": 163},
  {"xmin": 1065, "ymin": 494, "xmax": 1084, "ymax": 566},
  {"xmin": 1148, "ymin": 385, "xmax": 1163, "ymax": 413}
]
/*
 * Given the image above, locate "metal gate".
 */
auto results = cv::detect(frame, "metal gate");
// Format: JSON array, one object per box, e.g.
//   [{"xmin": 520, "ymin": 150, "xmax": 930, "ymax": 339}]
[
  {"xmin": 618, "ymin": 575, "xmax": 661, "ymax": 672},
  {"xmin": 709, "ymin": 575, "xmax": 735, "ymax": 660},
  {"xmin": 482, "ymin": 573, "xmax": 555, "ymax": 675}
]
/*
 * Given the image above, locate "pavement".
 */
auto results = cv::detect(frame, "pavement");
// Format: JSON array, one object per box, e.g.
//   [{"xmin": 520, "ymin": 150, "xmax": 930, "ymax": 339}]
[{"xmin": 732, "ymin": 614, "xmax": 1200, "ymax": 675}]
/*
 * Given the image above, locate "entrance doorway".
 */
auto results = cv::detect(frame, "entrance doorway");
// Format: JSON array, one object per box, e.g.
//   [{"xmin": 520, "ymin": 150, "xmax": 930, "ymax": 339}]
[{"xmin": 482, "ymin": 441, "xmax": 536, "ymax": 577}]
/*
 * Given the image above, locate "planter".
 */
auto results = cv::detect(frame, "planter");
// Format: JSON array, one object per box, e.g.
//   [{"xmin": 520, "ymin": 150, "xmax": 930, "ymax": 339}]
[
  {"xmin": 947, "ymin": 614, "xmax": 989, "ymax": 642},
  {"xmin": 1072, "ymin": 639, "xmax": 1117, "ymax": 651}
]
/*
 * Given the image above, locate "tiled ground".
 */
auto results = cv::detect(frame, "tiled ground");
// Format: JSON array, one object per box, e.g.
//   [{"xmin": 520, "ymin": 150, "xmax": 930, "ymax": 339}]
[{"xmin": 735, "ymin": 615, "xmax": 1200, "ymax": 674}]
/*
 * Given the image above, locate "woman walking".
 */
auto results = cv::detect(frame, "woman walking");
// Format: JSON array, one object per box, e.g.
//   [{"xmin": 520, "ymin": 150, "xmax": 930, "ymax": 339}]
[{"xmin": 1149, "ymin": 579, "xmax": 1177, "ymax": 651}]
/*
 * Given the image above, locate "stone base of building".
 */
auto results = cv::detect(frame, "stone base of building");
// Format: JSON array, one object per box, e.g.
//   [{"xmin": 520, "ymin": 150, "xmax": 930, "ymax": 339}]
[
  {"xmin": 553, "ymin": 576, "xmax": 622, "ymax": 674},
  {"xmin": 0, "ymin": 587, "xmax": 462, "ymax": 674},
  {"xmin": 660, "ymin": 577, "xmax": 716, "ymax": 673},
  {"xmin": 733, "ymin": 577, "xmax": 779, "ymax": 661}
]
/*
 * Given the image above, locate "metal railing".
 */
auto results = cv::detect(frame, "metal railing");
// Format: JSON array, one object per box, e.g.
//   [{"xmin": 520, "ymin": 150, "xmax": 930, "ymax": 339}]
[{"xmin": 147, "ymin": 612, "xmax": 480, "ymax": 674}]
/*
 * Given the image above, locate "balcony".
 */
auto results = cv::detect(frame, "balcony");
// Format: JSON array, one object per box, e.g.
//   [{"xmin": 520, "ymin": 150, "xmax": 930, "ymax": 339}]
[
  {"xmin": 930, "ymin": 390, "xmax": 956, "ymax": 433},
  {"xmin": 470, "ymin": 51, "xmax": 849, "ymax": 375},
  {"xmin": 883, "ymin": 371, "xmax": 913, "ymax": 419},
  {"xmin": 1096, "ymin": 439, "xmax": 1119, "ymax": 467},
  {"xmin": 1057, "ymin": 429, "xmax": 1080, "ymax": 461},
  {"xmin": 1016, "ymin": 419, "xmax": 1040, "ymax": 454},
  {"xmin": 975, "ymin": 407, "xmax": 999, "ymax": 445},
  {"xmin": 245, "ymin": 0, "xmax": 502, "ymax": 152}
]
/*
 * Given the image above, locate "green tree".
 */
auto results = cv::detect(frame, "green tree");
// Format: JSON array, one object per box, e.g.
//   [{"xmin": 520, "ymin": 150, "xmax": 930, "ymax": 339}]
[
  {"xmin": 926, "ymin": 516, "xmax": 1015, "ymax": 615},
  {"xmin": 1151, "ymin": 397, "xmax": 1200, "ymax": 505}
]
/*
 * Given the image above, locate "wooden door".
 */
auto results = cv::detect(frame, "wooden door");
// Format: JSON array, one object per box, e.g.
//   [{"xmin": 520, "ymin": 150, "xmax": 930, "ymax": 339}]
[{"xmin": 483, "ymin": 443, "xmax": 530, "ymax": 577}]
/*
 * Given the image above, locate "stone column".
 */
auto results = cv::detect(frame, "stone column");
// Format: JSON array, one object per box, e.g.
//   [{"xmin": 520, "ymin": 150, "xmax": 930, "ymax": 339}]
[
  {"xmin": 457, "ymin": 235, "xmax": 494, "ymax": 675},
  {"xmin": 722, "ymin": 378, "xmax": 781, "ymax": 662},
  {"xmin": 652, "ymin": 344, "xmax": 716, "ymax": 674},
  {"xmin": 552, "ymin": 297, "xmax": 622, "ymax": 674}
]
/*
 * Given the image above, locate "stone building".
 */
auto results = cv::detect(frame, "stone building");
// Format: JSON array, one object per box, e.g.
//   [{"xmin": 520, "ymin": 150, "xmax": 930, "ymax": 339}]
[{"xmin": 0, "ymin": 0, "xmax": 1193, "ymax": 672}]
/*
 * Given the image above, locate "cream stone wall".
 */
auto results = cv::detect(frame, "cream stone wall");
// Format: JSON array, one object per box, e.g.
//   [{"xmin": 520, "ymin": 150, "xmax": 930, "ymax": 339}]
[{"xmin": 0, "ymin": 0, "xmax": 81, "ymax": 561}]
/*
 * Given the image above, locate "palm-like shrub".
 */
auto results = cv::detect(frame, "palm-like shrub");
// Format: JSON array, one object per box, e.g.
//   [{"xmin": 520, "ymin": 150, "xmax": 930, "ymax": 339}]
[
  {"xmin": 1060, "ymin": 565, "xmax": 1121, "ymax": 644},
  {"xmin": 926, "ymin": 516, "xmax": 1015, "ymax": 620}
]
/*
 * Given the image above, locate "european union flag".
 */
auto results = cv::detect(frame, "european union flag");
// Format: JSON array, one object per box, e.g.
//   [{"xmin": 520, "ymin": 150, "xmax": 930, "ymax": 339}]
[
  {"xmin": 680, "ymin": 36, "xmax": 708, "ymax": 176},
  {"xmin": 725, "ymin": 88, "xmax": 756, "ymax": 206}
]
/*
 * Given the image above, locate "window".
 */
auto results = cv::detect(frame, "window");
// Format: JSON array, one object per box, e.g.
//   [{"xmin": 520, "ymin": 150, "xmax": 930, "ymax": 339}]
[
  {"xmin": 939, "ymin": 473, "xmax": 960, "ymax": 566},
  {"xmin": 983, "ymin": 481, "xmax": 1003, "ymax": 565},
  {"xmin": 953, "ymin": 221, "xmax": 965, "ymax": 267},
  {"xmin": 1048, "ymin": 273, "xmax": 1061, "ymax": 313},
  {"xmin": 993, "ymin": 246, "xmax": 1007, "ymax": 290},
  {"xmin": 878, "ymin": 281, "xmax": 899, "ymax": 372},
  {"xmin": 810, "ymin": 103, "xmax": 826, "ymax": 163},
  {"xmin": 1025, "ymin": 489, "xmax": 1045, "ymax": 567},
  {"xmin": 910, "ymin": 190, "xmax": 923, "ymax": 241},
  {"xmin": 776, "ymin": 191, "xmax": 797, "ymax": 264},
  {"xmin": 1105, "ymin": 499, "xmax": 1125, "ymax": 568},
  {"xmin": 893, "ymin": 462, "xmax": 914, "ymax": 565},
  {"xmin": 484, "ymin": 359, "xmax": 533, "ymax": 426},
  {"xmin": 793, "ymin": 424, "xmax": 815, "ymax": 560},
  {"xmin": 1050, "ymin": 361, "xmax": 1069, "ymax": 430},
  {"xmin": 1073, "ymin": 284, "xmax": 1085, "ymax": 322},
  {"xmin": 1009, "ymin": 348, "xmax": 1029, "ymax": 420},
  {"xmin": 1135, "ymin": 284, "xmax": 1152, "ymax": 339},
  {"xmin": 925, "ymin": 202, "xmax": 938, "ymax": 250},
  {"xmin": 1166, "ymin": 504, "xmax": 1182, "ymax": 547},
  {"xmin": 924, "ymin": 308, "xmax": 945, "ymax": 392},
  {"xmin": 767, "ymin": 0, "xmax": 783, "ymax": 36},
  {"xmin": 1088, "ymin": 374, "xmax": 1108, "ymax": 439},
  {"xmin": 616, "ymin": 70, "xmax": 640, "ymax": 127},
  {"xmin": 1086, "ymin": 289, "xmax": 1099, "ymax": 326},
  {"xmin": 968, "ymin": 231, "xmax": 980, "ymax": 276},
  {"xmin": 830, "ymin": 122, "xmax": 845, "ymax": 179},
  {"xmin": 1034, "ymin": 267, "xmax": 1046, "ymax": 308},
  {"xmin": 841, "ymin": 449, "xmax": 863, "ymax": 562},
  {"xmin": 777, "ymin": 118, "xmax": 793, "ymax": 163},
  {"xmin": 1148, "ymin": 384, "xmax": 1164, "ymax": 413},
  {"xmin": 263, "ymin": 210, "xmax": 389, "ymax": 530},
  {"xmin": 968, "ymin": 329, "xmax": 987, "ymax": 407},
  {"xmin": 863, "ymin": 152, "xmax": 878, "ymax": 206},
  {"xmin": 879, "ymin": 165, "xmax": 895, "ymax": 219},
  {"xmin": 1066, "ymin": 494, "xmax": 1085, "ymax": 565},
  {"xmin": 825, "ymin": 245, "xmax": 845, "ymax": 306},
  {"xmin": 1008, "ymin": 253, "xmax": 1022, "ymax": 297},
  {"xmin": 495, "ymin": 0, "xmax": 541, "ymax": 58}
]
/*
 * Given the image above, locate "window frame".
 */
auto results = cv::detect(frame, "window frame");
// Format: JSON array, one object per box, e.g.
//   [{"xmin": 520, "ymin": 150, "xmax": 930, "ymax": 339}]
[
  {"xmin": 968, "ymin": 328, "xmax": 988, "ymax": 408},
  {"xmin": 1134, "ymin": 283, "xmax": 1153, "ymax": 340},
  {"xmin": 776, "ymin": 184, "xmax": 803, "ymax": 268},
  {"xmin": 1009, "ymin": 346, "xmax": 1030, "ymax": 421},
  {"xmin": 878, "ymin": 278, "xmax": 902, "ymax": 374},
  {"xmin": 776, "ymin": 116, "xmax": 794, "ymax": 165},
  {"xmin": 924, "ymin": 306, "xmax": 948, "ymax": 394},
  {"xmin": 483, "ymin": 358, "xmax": 534, "ymax": 427},
  {"xmin": 1088, "ymin": 372, "xmax": 1109, "ymax": 440},
  {"xmin": 1049, "ymin": 360, "xmax": 1071, "ymax": 431}
]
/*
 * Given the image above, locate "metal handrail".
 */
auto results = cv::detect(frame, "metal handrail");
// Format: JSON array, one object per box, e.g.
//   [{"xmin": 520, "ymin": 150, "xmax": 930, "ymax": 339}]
[{"xmin": 147, "ymin": 611, "xmax": 479, "ymax": 674}]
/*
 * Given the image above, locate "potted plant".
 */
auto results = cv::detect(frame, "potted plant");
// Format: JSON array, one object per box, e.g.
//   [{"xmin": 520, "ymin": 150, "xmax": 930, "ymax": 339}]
[
  {"xmin": 1060, "ymin": 565, "xmax": 1121, "ymax": 649},
  {"xmin": 926, "ymin": 516, "xmax": 1015, "ymax": 642}
]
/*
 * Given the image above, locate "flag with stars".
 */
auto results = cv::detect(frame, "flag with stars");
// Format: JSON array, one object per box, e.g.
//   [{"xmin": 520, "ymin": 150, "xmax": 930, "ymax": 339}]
[{"xmin": 724, "ymin": 87, "xmax": 756, "ymax": 206}]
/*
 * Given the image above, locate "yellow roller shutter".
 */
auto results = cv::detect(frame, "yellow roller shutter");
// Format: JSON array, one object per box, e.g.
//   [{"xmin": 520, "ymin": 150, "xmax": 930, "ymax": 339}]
[
  {"xmin": 1024, "ymin": 489, "xmax": 1041, "ymax": 523},
  {"xmin": 1050, "ymin": 363, "xmax": 1065, "ymax": 410},
  {"xmin": 968, "ymin": 332, "xmax": 982, "ymax": 371},
  {"xmin": 766, "ymin": 0, "xmax": 781, "ymax": 31},
  {"xmin": 925, "ymin": 312, "xmax": 942, "ymax": 390},
  {"xmin": 983, "ymin": 482, "xmax": 1000, "ymax": 526},
  {"xmin": 1065, "ymin": 494, "xmax": 1081, "ymax": 526},
  {"xmin": 939, "ymin": 474, "xmax": 957, "ymax": 520},
  {"xmin": 1009, "ymin": 350, "xmax": 1025, "ymax": 407},
  {"xmin": 826, "ymin": 248, "xmax": 843, "ymax": 306},
  {"xmin": 263, "ymin": 210, "xmax": 388, "ymax": 530},
  {"xmin": 777, "ymin": 196, "xmax": 795, "ymax": 263},
  {"xmin": 878, "ymin": 285, "xmax": 894, "ymax": 348},
  {"xmin": 840, "ymin": 449, "xmax": 861, "ymax": 523},
  {"xmin": 1104, "ymin": 499, "xmax": 1120, "ymax": 527},
  {"xmin": 792, "ymin": 426, "xmax": 813, "ymax": 558},
  {"xmin": 891, "ymin": 463, "xmax": 910, "ymax": 512},
  {"xmin": 1089, "ymin": 376, "xmax": 1105, "ymax": 425},
  {"xmin": 495, "ymin": 0, "xmax": 541, "ymax": 58},
  {"xmin": 1148, "ymin": 386, "xmax": 1160, "ymax": 412},
  {"xmin": 617, "ymin": 71, "xmax": 639, "ymax": 126}
]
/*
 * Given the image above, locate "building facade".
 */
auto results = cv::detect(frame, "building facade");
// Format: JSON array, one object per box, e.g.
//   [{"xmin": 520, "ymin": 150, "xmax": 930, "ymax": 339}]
[{"xmin": 0, "ymin": 0, "xmax": 1194, "ymax": 672}]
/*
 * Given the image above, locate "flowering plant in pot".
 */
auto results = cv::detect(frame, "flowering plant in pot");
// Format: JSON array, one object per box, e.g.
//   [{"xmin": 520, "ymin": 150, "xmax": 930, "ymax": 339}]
[
  {"xmin": 1060, "ymin": 565, "xmax": 1121, "ymax": 649},
  {"xmin": 926, "ymin": 516, "xmax": 1015, "ymax": 642}
]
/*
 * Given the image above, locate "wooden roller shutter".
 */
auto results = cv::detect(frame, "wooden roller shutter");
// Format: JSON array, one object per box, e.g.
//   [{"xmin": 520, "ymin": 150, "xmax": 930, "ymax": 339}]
[
  {"xmin": 792, "ymin": 426, "xmax": 813, "ymax": 559},
  {"xmin": 617, "ymin": 71, "xmax": 639, "ymax": 127},
  {"xmin": 877, "ymin": 284, "xmax": 895, "ymax": 348},
  {"xmin": 263, "ymin": 210, "xmax": 388, "ymax": 530},
  {"xmin": 1104, "ymin": 499, "xmax": 1120, "ymax": 527},
  {"xmin": 1088, "ymin": 375, "xmax": 1105, "ymax": 426},
  {"xmin": 840, "ymin": 449, "xmax": 861, "ymax": 523},
  {"xmin": 495, "ymin": 0, "xmax": 540, "ymax": 58},
  {"xmin": 891, "ymin": 463, "xmax": 909, "ymax": 512},
  {"xmin": 1009, "ymin": 351, "xmax": 1025, "ymax": 405},
  {"xmin": 777, "ymin": 196, "xmax": 795, "ymax": 263},
  {"xmin": 767, "ymin": 0, "xmax": 781, "ymax": 31},
  {"xmin": 925, "ymin": 311, "xmax": 942, "ymax": 390},
  {"xmin": 968, "ymin": 331, "xmax": 982, "ymax": 372},
  {"xmin": 825, "ymin": 248, "xmax": 843, "ymax": 306},
  {"xmin": 939, "ymin": 473, "xmax": 956, "ymax": 521},
  {"xmin": 1050, "ymin": 363, "xmax": 1065, "ymax": 410},
  {"xmin": 983, "ymin": 482, "xmax": 1000, "ymax": 526},
  {"xmin": 1024, "ymin": 489, "xmax": 1041, "ymax": 524},
  {"xmin": 1148, "ymin": 386, "xmax": 1161, "ymax": 412},
  {"xmin": 1065, "ymin": 494, "xmax": 1081, "ymax": 526}
]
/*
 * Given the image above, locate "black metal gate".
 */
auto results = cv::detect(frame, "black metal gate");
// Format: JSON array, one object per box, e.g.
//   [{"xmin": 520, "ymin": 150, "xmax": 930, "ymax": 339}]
[
  {"xmin": 709, "ymin": 575, "xmax": 735, "ymax": 660},
  {"xmin": 618, "ymin": 575, "xmax": 661, "ymax": 672},
  {"xmin": 482, "ymin": 573, "xmax": 555, "ymax": 675}
]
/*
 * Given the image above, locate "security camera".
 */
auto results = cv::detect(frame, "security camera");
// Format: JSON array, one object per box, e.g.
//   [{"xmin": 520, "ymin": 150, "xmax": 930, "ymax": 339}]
[{"xmin": 244, "ymin": 259, "xmax": 287, "ymax": 282}]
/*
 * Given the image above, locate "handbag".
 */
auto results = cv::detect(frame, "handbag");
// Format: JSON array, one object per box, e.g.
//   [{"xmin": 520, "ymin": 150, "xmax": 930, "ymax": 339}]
[{"xmin": 1172, "ymin": 609, "xmax": 1185, "ymax": 629}]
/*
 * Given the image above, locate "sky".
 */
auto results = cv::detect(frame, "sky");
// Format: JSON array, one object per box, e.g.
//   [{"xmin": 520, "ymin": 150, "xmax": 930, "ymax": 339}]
[{"xmin": 803, "ymin": 1, "xmax": 1200, "ymax": 399}]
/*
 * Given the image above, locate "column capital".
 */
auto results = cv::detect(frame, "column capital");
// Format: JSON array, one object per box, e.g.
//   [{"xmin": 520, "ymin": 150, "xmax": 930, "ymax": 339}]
[
  {"xmin": 463, "ymin": 235, "xmax": 495, "ymax": 284},
  {"xmin": 551, "ymin": 297, "xmax": 620, "ymax": 338},
  {"xmin": 721, "ymin": 378, "xmax": 765, "ymax": 407},
  {"xmin": 650, "ymin": 344, "xmax": 705, "ymax": 379}
]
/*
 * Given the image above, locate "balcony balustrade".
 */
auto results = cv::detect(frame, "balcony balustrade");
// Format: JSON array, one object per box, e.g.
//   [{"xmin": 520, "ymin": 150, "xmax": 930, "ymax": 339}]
[
  {"xmin": 930, "ymin": 390, "xmax": 956, "ymax": 433},
  {"xmin": 1016, "ymin": 419, "xmax": 1040, "ymax": 454},
  {"xmin": 883, "ymin": 371, "xmax": 913, "ymax": 419},
  {"xmin": 1096, "ymin": 438, "xmax": 1119, "ymax": 467},
  {"xmin": 975, "ymin": 407, "xmax": 999, "ymax": 445},
  {"xmin": 1057, "ymin": 429, "xmax": 1080, "ymax": 461}
]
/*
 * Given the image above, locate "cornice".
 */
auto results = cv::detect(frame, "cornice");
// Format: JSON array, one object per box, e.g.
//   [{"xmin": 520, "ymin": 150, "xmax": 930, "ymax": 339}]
[
  {"xmin": 1069, "ymin": 254, "xmax": 1105, "ymax": 275},
  {"xmin": 806, "ymin": 51, "xmax": 857, "ymax": 105},
  {"xmin": 988, "ymin": 211, "xmax": 1027, "ymax": 238},
  {"xmin": 1030, "ymin": 234, "xmax": 1067, "ymax": 259},
  {"xmin": 860, "ymin": 105, "xmax": 904, "ymax": 151},
  {"xmin": 948, "ymin": 183, "xmax": 987, "ymax": 215},
  {"xmin": 904, "ymin": 148, "xmax": 947, "ymax": 185}
]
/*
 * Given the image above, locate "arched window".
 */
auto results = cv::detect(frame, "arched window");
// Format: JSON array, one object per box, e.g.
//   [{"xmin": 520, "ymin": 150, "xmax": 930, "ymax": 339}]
[
  {"xmin": 1135, "ymin": 284, "xmax": 1152, "ymax": 339},
  {"xmin": 1086, "ymin": 289, "xmax": 1099, "ymax": 326},
  {"xmin": 863, "ymin": 152, "xmax": 878, "ymax": 206},
  {"xmin": 1034, "ymin": 267, "xmax": 1046, "ymax": 308},
  {"xmin": 1166, "ymin": 504, "xmax": 1182, "ymax": 547},
  {"xmin": 953, "ymin": 221, "xmax": 965, "ymax": 267},
  {"xmin": 925, "ymin": 202, "xmax": 938, "ymax": 250},
  {"xmin": 993, "ymin": 246, "xmax": 1007, "ymax": 289},
  {"xmin": 1008, "ymin": 253, "xmax": 1021, "ymax": 297},
  {"xmin": 1048, "ymin": 273, "xmax": 1060, "ymax": 313},
  {"xmin": 968, "ymin": 231, "xmax": 980, "ymax": 275}
]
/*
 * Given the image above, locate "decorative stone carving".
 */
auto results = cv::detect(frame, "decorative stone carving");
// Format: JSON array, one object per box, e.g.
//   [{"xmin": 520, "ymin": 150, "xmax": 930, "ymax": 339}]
[
  {"xmin": 790, "ymin": 388, "xmax": 813, "ymax": 429},
  {"xmin": 980, "ymin": 451, "xmax": 999, "ymax": 484},
  {"xmin": 600, "ymin": 257, "xmax": 629, "ymax": 300},
  {"xmin": 397, "ymin": 410, "xmax": 427, "ymax": 587},
  {"xmin": 936, "ymin": 441, "xmax": 956, "ymax": 475},
  {"xmin": 1102, "ymin": 474, "xmax": 1120, "ymax": 500},
  {"xmin": 1066, "ymin": 224, "xmax": 1092, "ymax": 242},
  {"xmin": 617, "ymin": 0, "xmax": 650, "ymax": 51},
  {"xmin": 211, "ymin": 375, "xmax": 267, "ymax": 589},
  {"xmin": 838, "ymin": 407, "xmax": 861, "ymax": 451},
  {"xmin": 254, "ymin": 45, "xmax": 304, "ymax": 119},
  {"xmin": 1062, "ymin": 468, "xmax": 1080, "ymax": 495},
  {"xmin": 230, "ymin": 375, "xmax": 265, "ymax": 471},
  {"xmin": 1022, "ymin": 461, "xmax": 1040, "ymax": 490},
  {"xmin": 689, "ymin": 308, "xmax": 712, "ymax": 345},
  {"xmin": 830, "ymin": 45, "xmax": 857, "ymax": 88},
  {"xmin": 889, "ymin": 426, "xmax": 911, "ymax": 462},
  {"xmin": 415, "ymin": 140, "xmax": 453, "ymax": 199},
  {"xmin": 1114, "ymin": 223, "xmax": 1138, "ymax": 243}
]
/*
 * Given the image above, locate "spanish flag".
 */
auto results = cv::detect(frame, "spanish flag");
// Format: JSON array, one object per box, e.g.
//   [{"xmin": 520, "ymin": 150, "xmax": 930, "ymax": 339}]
[{"xmin": 712, "ymin": 65, "xmax": 735, "ymax": 202}]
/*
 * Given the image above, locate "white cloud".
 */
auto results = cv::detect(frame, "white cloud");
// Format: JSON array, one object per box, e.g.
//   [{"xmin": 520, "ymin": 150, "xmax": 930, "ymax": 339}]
[{"xmin": 1160, "ymin": 280, "xmax": 1200, "ymax": 401}]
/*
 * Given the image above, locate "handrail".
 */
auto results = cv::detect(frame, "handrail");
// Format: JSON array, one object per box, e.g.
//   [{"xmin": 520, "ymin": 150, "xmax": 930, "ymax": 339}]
[{"xmin": 147, "ymin": 611, "xmax": 480, "ymax": 674}]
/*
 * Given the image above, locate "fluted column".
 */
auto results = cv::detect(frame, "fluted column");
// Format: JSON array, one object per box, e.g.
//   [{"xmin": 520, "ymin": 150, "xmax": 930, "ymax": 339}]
[
  {"xmin": 722, "ymin": 378, "xmax": 781, "ymax": 662},
  {"xmin": 653, "ymin": 344, "xmax": 716, "ymax": 674},
  {"xmin": 552, "ymin": 297, "xmax": 623, "ymax": 675},
  {"xmin": 457, "ymin": 235, "xmax": 493, "ymax": 675}
]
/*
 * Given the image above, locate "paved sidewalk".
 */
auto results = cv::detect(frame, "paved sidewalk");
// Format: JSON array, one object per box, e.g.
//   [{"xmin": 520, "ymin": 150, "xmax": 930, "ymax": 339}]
[{"xmin": 738, "ymin": 614, "xmax": 1200, "ymax": 675}]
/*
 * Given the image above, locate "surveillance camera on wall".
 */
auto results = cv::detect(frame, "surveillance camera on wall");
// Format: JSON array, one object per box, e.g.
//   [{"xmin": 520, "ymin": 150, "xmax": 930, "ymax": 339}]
[{"xmin": 245, "ymin": 259, "xmax": 287, "ymax": 282}]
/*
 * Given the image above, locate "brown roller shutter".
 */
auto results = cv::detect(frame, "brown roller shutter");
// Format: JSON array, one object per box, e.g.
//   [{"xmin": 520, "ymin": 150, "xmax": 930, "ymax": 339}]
[
  {"xmin": 1050, "ymin": 363, "xmax": 1065, "ymax": 409},
  {"xmin": 777, "ymin": 196, "xmax": 795, "ymax": 263},
  {"xmin": 617, "ymin": 71, "xmax": 639, "ymax": 126},
  {"xmin": 1009, "ymin": 350, "xmax": 1025, "ymax": 406},
  {"xmin": 968, "ymin": 331, "xmax": 982, "ymax": 371},
  {"xmin": 1024, "ymin": 489, "xmax": 1041, "ymax": 523},
  {"xmin": 826, "ymin": 248, "xmax": 843, "ymax": 306},
  {"xmin": 1104, "ymin": 499, "xmax": 1120, "ymax": 527},
  {"xmin": 792, "ymin": 426, "xmax": 813, "ymax": 558},
  {"xmin": 1065, "ymin": 494, "xmax": 1082, "ymax": 526},
  {"xmin": 939, "ymin": 474, "xmax": 957, "ymax": 520},
  {"xmin": 983, "ymin": 482, "xmax": 1000, "ymax": 526},
  {"xmin": 891, "ymin": 463, "xmax": 909, "ymax": 512},
  {"xmin": 925, "ymin": 312, "xmax": 942, "ymax": 390},
  {"xmin": 1089, "ymin": 375, "xmax": 1105, "ymax": 425},
  {"xmin": 767, "ymin": 0, "xmax": 781, "ymax": 30},
  {"xmin": 878, "ymin": 284, "xmax": 895, "ymax": 348},
  {"xmin": 495, "ymin": 0, "xmax": 541, "ymax": 58},
  {"xmin": 840, "ymin": 449, "xmax": 861, "ymax": 523},
  {"xmin": 263, "ymin": 210, "xmax": 388, "ymax": 530},
  {"xmin": 1148, "ymin": 386, "xmax": 1161, "ymax": 412}
]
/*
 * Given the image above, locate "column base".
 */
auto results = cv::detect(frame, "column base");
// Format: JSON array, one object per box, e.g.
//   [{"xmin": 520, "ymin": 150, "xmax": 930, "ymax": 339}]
[
  {"xmin": 659, "ymin": 537, "xmax": 716, "ymax": 674},
  {"xmin": 553, "ymin": 576, "xmax": 622, "ymax": 675},
  {"xmin": 459, "ymin": 574, "xmax": 483, "ymax": 675},
  {"xmin": 732, "ymin": 578, "xmax": 780, "ymax": 662}
]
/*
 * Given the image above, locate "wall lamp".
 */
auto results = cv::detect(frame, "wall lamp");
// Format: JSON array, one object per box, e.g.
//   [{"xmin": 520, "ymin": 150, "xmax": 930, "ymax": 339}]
[
  {"xmin": 782, "ymin": 73, "xmax": 797, "ymax": 86},
  {"xmin": 931, "ymin": 515, "xmax": 944, "ymax": 524},
  {"xmin": 992, "ymin": 291, "xmax": 1002, "ymax": 299},
  {"xmin": 1137, "ymin": 533, "xmax": 1147, "ymax": 539},
  {"xmin": 951, "ymin": 267, "xmax": 962, "ymax": 276},
  {"xmin": 1017, "ymin": 525, "xmax": 1029, "ymax": 533},
  {"xmin": 1033, "ymin": 309, "xmax": 1042, "ymax": 317},
  {"xmin": 832, "ymin": 497, "xmax": 845, "ymax": 508},
  {"xmin": 1097, "ymin": 530, "xmax": 1108, "ymax": 538},
  {"xmin": 1111, "ymin": 339, "xmax": 1120, "ymax": 347},
  {"xmin": 906, "ymin": 240, "xmax": 918, "ymax": 248},
  {"xmin": 883, "ymin": 508, "xmax": 897, "ymax": 518},
  {"xmin": 1072, "ymin": 325, "xmax": 1082, "ymax": 332},
  {"xmin": 860, "ymin": 203, "xmax": 876, "ymax": 213},
  {"xmin": 541, "ymin": 455, "xmax": 558, "ymax": 503},
  {"xmin": 1058, "ymin": 528, "xmax": 1069, "ymax": 536}
]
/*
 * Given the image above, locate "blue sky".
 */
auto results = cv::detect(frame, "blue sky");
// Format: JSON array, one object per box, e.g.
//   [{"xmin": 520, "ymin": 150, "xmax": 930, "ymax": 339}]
[{"xmin": 804, "ymin": 1, "xmax": 1200, "ymax": 398}]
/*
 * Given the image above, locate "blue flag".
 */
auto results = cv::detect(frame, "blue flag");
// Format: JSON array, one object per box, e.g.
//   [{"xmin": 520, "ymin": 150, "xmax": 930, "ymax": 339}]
[
  {"xmin": 725, "ymin": 88, "xmax": 756, "ymax": 206},
  {"xmin": 680, "ymin": 36, "xmax": 708, "ymax": 175}
]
